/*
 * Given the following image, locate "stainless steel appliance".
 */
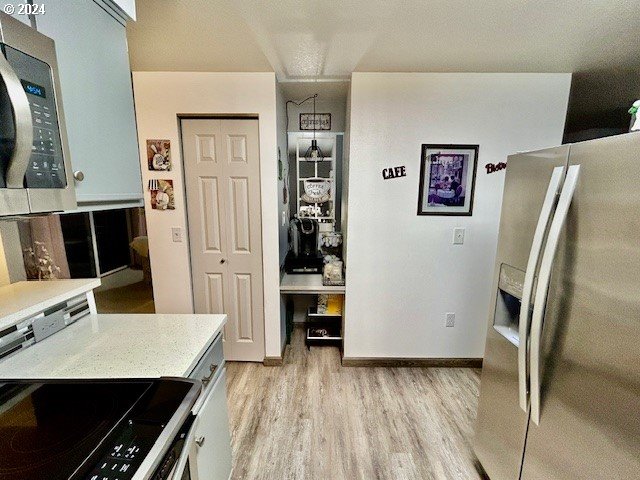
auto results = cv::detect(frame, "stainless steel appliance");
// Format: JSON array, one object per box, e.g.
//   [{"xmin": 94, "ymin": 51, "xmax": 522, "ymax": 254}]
[
  {"xmin": 0, "ymin": 378, "xmax": 200, "ymax": 480},
  {"xmin": 0, "ymin": 12, "xmax": 75, "ymax": 216},
  {"xmin": 474, "ymin": 132, "xmax": 640, "ymax": 479}
]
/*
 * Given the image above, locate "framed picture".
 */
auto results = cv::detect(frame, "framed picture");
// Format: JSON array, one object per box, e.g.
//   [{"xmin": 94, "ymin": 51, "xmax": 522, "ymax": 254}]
[
  {"xmin": 149, "ymin": 179, "xmax": 175, "ymax": 210},
  {"xmin": 146, "ymin": 139, "xmax": 172, "ymax": 171},
  {"xmin": 417, "ymin": 144, "xmax": 479, "ymax": 216},
  {"xmin": 299, "ymin": 113, "xmax": 331, "ymax": 131}
]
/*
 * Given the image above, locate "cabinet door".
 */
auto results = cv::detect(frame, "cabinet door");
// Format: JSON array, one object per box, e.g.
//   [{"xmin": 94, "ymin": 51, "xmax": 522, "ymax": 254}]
[
  {"xmin": 189, "ymin": 368, "xmax": 233, "ymax": 480},
  {"xmin": 36, "ymin": 0, "xmax": 142, "ymax": 207}
]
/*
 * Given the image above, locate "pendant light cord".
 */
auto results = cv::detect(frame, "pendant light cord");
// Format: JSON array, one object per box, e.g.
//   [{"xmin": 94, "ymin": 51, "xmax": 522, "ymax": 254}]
[
  {"xmin": 285, "ymin": 94, "xmax": 318, "ymax": 132},
  {"xmin": 312, "ymin": 94, "xmax": 317, "ymax": 142}
]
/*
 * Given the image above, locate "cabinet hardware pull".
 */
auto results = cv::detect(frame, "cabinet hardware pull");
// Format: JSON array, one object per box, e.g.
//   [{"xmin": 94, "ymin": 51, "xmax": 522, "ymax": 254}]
[{"xmin": 201, "ymin": 363, "xmax": 218, "ymax": 385}]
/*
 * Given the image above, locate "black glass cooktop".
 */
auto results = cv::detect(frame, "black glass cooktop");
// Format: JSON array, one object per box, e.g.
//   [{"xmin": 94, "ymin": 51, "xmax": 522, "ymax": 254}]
[{"xmin": 0, "ymin": 379, "xmax": 196, "ymax": 480}]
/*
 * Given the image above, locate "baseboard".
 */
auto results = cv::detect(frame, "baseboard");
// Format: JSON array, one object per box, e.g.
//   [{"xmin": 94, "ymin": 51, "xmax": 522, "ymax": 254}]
[
  {"xmin": 263, "ymin": 342, "xmax": 288, "ymax": 367},
  {"xmin": 341, "ymin": 357, "xmax": 483, "ymax": 368},
  {"xmin": 263, "ymin": 356, "xmax": 283, "ymax": 366}
]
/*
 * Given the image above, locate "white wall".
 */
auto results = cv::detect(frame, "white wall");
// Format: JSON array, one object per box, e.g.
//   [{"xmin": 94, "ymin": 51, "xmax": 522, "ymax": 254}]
[
  {"xmin": 132, "ymin": 72, "xmax": 281, "ymax": 359},
  {"xmin": 0, "ymin": 222, "xmax": 25, "ymax": 286},
  {"xmin": 344, "ymin": 73, "xmax": 571, "ymax": 359},
  {"xmin": 0, "ymin": 241, "xmax": 10, "ymax": 287}
]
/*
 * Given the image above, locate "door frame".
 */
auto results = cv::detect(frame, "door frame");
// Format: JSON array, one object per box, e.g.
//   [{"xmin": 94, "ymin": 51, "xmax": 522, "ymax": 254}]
[{"xmin": 178, "ymin": 114, "xmax": 266, "ymax": 360}]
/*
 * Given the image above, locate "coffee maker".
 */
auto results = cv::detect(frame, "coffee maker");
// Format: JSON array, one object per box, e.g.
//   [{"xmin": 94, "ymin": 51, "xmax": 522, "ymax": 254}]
[{"xmin": 285, "ymin": 217, "xmax": 324, "ymax": 274}]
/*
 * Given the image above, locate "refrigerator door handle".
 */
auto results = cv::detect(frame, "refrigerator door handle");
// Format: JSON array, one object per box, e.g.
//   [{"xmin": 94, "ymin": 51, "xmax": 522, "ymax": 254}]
[
  {"xmin": 529, "ymin": 164, "xmax": 581, "ymax": 425},
  {"xmin": 518, "ymin": 166, "xmax": 565, "ymax": 412}
]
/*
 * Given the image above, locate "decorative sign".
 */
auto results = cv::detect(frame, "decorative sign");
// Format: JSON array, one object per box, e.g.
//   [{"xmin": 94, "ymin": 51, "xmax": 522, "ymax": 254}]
[
  {"xmin": 300, "ymin": 113, "xmax": 331, "ymax": 131},
  {"xmin": 485, "ymin": 162, "xmax": 507, "ymax": 174},
  {"xmin": 382, "ymin": 165, "xmax": 406, "ymax": 180},
  {"xmin": 301, "ymin": 177, "xmax": 331, "ymax": 203},
  {"xmin": 417, "ymin": 144, "xmax": 479, "ymax": 216},
  {"xmin": 147, "ymin": 139, "xmax": 172, "ymax": 171}
]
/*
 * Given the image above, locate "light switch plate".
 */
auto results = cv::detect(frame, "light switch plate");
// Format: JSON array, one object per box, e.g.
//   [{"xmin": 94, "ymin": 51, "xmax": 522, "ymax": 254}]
[
  {"xmin": 453, "ymin": 227, "xmax": 465, "ymax": 245},
  {"xmin": 171, "ymin": 227, "xmax": 182, "ymax": 243},
  {"xmin": 446, "ymin": 312, "xmax": 456, "ymax": 327}
]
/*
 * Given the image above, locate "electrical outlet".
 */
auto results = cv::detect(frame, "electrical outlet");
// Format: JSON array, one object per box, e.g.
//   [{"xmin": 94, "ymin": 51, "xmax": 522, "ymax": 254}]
[
  {"xmin": 171, "ymin": 227, "xmax": 182, "ymax": 243},
  {"xmin": 446, "ymin": 312, "xmax": 456, "ymax": 327},
  {"xmin": 453, "ymin": 227, "xmax": 465, "ymax": 245}
]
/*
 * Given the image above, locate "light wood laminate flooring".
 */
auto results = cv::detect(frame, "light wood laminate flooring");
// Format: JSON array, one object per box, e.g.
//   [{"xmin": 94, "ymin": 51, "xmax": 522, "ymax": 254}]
[{"xmin": 226, "ymin": 328, "xmax": 485, "ymax": 480}]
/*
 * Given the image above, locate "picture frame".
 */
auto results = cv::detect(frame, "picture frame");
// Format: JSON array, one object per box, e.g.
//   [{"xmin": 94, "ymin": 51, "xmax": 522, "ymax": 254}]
[
  {"xmin": 299, "ymin": 113, "xmax": 331, "ymax": 131},
  {"xmin": 417, "ymin": 144, "xmax": 479, "ymax": 216},
  {"xmin": 146, "ymin": 139, "xmax": 172, "ymax": 171},
  {"xmin": 149, "ymin": 179, "xmax": 175, "ymax": 211}
]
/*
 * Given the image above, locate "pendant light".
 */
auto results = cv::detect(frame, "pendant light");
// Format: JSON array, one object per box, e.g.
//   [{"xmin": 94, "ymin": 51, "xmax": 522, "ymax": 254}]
[{"xmin": 304, "ymin": 94, "xmax": 324, "ymax": 161}]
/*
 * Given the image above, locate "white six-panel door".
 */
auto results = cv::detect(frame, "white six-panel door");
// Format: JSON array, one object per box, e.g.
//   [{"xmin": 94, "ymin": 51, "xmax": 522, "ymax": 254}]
[{"xmin": 182, "ymin": 119, "xmax": 265, "ymax": 361}]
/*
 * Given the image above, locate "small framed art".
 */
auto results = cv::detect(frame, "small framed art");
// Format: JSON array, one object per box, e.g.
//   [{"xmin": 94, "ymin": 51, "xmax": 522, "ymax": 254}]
[{"xmin": 147, "ymin": 139, "xmax": 172, "ymax": 171}]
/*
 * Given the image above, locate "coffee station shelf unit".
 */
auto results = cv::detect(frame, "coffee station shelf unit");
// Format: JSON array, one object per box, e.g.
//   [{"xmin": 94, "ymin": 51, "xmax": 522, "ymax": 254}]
[
  {"xmin": 279, "ymin": 274, "xmax": 345, "ymax": 350},
  {"xmin": 296, "ymin": 136, "xmax": 336, "ymax": 223}
]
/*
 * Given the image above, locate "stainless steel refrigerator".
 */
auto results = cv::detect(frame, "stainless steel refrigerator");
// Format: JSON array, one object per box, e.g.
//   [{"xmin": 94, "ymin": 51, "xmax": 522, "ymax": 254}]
[{"xmin": 473, "ymin": 132, "xmax": 640, "ymax": 479}]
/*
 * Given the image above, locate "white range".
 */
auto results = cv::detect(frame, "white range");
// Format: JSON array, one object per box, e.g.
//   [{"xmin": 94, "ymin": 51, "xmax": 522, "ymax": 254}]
[{"xmin": 0, "ymin": 279, "xmax": 232, "ymax": 480}]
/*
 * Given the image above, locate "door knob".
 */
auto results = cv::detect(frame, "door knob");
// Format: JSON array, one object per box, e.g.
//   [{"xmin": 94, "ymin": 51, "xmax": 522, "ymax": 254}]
[
  {"xmin": 220, "ymin": 259, "xmax": 226, "ymax": 264},
  {"xmin": 73, "ymin": 170, "xmax": 84, "ymax": 181},
  {"xmin": 195, "ymin": 436, "xmax": 205, "ymax": 447}
]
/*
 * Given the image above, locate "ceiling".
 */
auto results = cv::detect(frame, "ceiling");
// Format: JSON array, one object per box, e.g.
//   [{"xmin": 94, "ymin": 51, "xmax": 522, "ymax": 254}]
[{"xmin": 128, "ymin": 0, "xmax": 640, "ymax": 80}]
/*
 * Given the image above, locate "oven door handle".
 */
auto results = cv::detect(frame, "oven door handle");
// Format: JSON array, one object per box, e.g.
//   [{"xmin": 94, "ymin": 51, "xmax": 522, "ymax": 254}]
[
  {"xmin": 0, "ymin": 50, "xmax": 33, "ymax": 188},
  {"xmin": 171, "ymin": 436, "xmax": 193, "ymax": 479}
]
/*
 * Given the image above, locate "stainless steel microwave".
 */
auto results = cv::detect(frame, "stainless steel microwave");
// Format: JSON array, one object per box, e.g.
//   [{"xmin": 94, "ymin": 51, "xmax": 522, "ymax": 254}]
[{"xmin": 0, "ymin": 12, "xmax": 75, "ymax": 216}]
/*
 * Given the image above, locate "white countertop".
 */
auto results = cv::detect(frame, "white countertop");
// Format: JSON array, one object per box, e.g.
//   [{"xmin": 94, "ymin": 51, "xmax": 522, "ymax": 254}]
[
  {"xmin": 280, "ymin": 273, "xmax": 346, "ymax": 294},
  {"xmin": 0, "ymin": 279, "xmax": 101, "ymax": 330},
  {"xmin": 0, "ymin": 313, "xmax": 227, "ymax": 379}
]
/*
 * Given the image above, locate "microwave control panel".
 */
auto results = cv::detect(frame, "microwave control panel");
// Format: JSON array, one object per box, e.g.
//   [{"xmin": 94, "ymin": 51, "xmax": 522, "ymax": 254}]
[{"xmin": 2, "ymin": 44, "xmax": 66, "ymax": 189}]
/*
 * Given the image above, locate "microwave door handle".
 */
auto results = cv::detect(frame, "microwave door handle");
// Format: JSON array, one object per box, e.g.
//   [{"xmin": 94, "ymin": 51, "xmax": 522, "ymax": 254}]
[
  {"xmin": 529, "ymin": 164, "xmax": 581, "ymax": 425},
  {"xmin": 518, "ymin": 165, "xmax": 565, "ymax": 412},
  {"xmin": 0, "ymin": 52, "xmax": 33, "ymax": 188}
]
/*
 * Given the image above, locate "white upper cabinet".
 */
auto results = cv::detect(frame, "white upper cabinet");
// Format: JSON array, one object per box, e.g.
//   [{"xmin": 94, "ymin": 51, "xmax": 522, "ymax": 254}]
[
  {"xmin": 103, "ymin": 0, "xmax": 137, "ymax": 22},
  {"xmin": 36, "ymin": 0, "xmax": 142, "ymax": 208}
]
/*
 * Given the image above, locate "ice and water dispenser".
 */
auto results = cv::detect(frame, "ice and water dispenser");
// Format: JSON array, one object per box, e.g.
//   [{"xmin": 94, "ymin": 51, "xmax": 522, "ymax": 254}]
[{"xmin": 493, "ymin": 264, "xmax": 533, "ymax": 346}]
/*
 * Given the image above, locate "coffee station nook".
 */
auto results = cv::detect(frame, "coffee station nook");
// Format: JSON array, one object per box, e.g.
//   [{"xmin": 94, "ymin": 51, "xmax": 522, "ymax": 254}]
[{"xmin": 278, "ymin": 89, "xmax": 347, "ymax": 354}]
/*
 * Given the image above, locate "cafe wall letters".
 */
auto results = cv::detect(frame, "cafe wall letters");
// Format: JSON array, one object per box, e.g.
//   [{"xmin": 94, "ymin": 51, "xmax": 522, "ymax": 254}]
[{"xmin": 382, "ymin": 165, "xmax": 407, "ymax": 180}]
